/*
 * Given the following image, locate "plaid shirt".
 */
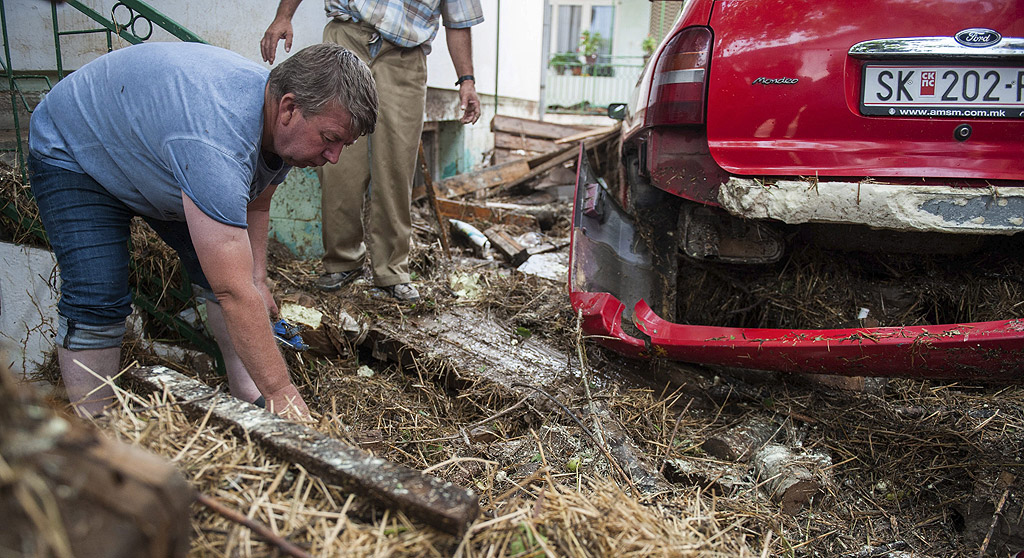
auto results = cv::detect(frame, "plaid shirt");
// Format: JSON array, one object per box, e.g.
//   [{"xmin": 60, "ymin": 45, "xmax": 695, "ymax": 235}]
[{"xmin": 325, "ymin": 0, "xmax": 484, "ymax": 49}]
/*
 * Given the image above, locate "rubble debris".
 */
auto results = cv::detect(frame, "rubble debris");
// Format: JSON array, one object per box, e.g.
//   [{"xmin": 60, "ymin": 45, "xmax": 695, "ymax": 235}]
[
  {"xmin": 125, "ymin": 365, "xmax": 480, "ymax": 536},
  {"xmin": 435, "ymin": 197, "xmax": 538, "ymax": 229},
  {"xmin": 278, "ymin": 293, "xmax": 336, "ymax": 356},
  {"xmin": 516, "ymin": 252, "xmax": 568, "ymax": 282},
  {"xmin": 449, "ymin": 218, "xmax": 492, "ymax": 259},
  {"xmin": 956, "ymin": 471, "xmax": 1023, "ymax": 556},
  {"xmin": 484, "ymin": 226, "xmax": 529, "ymax": 266},
  {"xmin": 490, "ymin": 114, "xmax": 592, "ymax": 163},
  {"xmin": 752, "ymin": 443, "xmax": 831, "ymax": 515},
  {"xmin": 0, "ymin": 364, "xmax": 192, "ymax": 558},
  {"xmin": 701, "ymin": 416, "xmax": 779, "ymax": 462},
  {"xmin": 364, "ymin": 306, "xmax": 669, "ymax": 494}
]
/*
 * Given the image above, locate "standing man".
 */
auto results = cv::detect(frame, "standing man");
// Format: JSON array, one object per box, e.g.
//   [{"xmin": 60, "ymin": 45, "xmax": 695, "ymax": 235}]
[
  {"xmin": 261, "ymin": 0, "xmax": 484, "ymax": 302},
  {"xmin": 28, "ymin": 42, "xmax": 378, "ymax": 418}
]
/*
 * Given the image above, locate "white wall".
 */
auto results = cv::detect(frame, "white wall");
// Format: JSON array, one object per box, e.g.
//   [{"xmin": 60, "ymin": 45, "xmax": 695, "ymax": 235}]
[
  {"xmin": 6, "ymin": 0, "xmax": 544, "ymax": 103},
  {"xmin": 427, "ymin": 0, "xmax": 543, "ymax": 103},
  {"xmin": 0, "ymin": 242, "xmax": 58, "ymax": 381}
]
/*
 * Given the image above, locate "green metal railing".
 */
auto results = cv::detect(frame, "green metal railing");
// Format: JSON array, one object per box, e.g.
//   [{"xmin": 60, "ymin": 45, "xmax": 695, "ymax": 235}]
[{"xmin": 0, "ymin": 0, "xmax": 222, "ymax": 371}]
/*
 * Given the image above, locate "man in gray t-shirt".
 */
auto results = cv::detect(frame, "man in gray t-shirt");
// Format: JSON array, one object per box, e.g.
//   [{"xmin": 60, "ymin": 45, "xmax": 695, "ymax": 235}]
[{"xmin": 28, "ymin": 42, "xmax": 377, "ymax": 418}]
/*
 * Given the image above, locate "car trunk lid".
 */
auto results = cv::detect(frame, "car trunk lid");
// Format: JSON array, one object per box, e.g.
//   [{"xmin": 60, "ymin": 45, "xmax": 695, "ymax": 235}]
[{"xmin": 704, "ymin": 0, "xmax": 1024, "ymax": 180}]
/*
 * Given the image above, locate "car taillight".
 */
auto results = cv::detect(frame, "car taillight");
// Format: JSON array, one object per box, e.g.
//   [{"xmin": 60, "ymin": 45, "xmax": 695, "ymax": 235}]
[{"xmin": 646, "ymin": 26, "xmax": 712, "ymax": 126}]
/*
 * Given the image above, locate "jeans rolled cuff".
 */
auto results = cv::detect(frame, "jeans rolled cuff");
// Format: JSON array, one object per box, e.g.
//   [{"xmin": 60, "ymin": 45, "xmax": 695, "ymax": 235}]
[{"xmin": 58, "ymin": 315, "xmax": 126, "ymax": 351}]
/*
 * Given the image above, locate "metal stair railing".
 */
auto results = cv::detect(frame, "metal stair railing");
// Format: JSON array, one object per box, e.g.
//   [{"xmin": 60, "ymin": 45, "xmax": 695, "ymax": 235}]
[{"xmin": 0, "ymin": 0, "xmax": 223, "ymax": 373}]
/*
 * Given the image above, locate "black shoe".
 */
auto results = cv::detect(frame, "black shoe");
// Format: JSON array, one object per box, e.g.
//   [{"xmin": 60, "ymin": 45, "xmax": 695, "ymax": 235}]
[{"xmin": 316, "ymin": 269, "xmax": 360, "ymax": 291}]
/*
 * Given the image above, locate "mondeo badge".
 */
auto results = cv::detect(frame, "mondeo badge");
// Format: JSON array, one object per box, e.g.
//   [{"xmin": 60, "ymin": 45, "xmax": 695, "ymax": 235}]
[{"xmin": 954, "ymin": 28, "xmax": 1001, "ymax": 47}]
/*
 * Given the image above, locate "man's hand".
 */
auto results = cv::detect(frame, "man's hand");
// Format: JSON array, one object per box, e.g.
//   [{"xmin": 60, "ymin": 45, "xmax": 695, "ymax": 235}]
[
  {"xmin": 265, "ymin": 383, "xmax": 311, "ymax": 420},
  {"xmin": 257, "ymin": 279, "xmax": 279, "ymax": 317},
  {"xmin": 459, "ymin": 82, "xmax": 481, "ymax": 124},
  {"xmin": 261, "ymin": 18, "xmax": 294, "ymax": 64}
]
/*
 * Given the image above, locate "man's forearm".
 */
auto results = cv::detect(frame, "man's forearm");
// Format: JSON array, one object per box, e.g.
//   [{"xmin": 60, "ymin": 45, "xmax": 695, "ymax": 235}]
[
  {"xmin": 445, "ymin": 27, "xmax": 475, "ymax": 76},
  {"xmin": 247, "ymin": 206, "xmax": 271, "ymax": 284},
  {"xmin": 216, "ymin": 286, "xmax": 292, "ymax": 395},
  {"xmin": 273, "ymin": 0, "xmax": 303, "ymax": 21}
]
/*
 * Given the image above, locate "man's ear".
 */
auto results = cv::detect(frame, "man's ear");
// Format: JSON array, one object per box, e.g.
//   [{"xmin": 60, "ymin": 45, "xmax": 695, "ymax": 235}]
[{"xmin": 278, "ymin": 93, "xmax": 299, "ymax": 125}]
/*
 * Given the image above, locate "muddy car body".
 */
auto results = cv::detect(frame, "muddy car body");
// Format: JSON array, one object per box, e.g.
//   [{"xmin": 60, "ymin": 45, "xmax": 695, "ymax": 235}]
[{"xmin": 569, "ymin": 0, "xmax": 1024, "ymax": 379}]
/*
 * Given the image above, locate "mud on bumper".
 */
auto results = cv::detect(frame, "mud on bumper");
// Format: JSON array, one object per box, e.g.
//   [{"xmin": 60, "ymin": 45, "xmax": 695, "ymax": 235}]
[{"xmin": 568, "ymin": 146, "xmax": 1024, "ymax": 381}]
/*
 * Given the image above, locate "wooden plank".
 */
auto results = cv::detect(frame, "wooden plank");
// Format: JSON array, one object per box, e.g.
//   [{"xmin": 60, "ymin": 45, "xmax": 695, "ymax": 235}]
[
  {"xmin": 554, "ymin": 123, "xmax": 620, "ymax": 144},
  {"xmin": 490, "ymin": 114, "xmax": 591, "ymax": 140},
  {"xmin": 483, "ymin": 226, "xmax": 529, "ymax": 266},
  {"xmin": 125, "ymin": 366, "xmax": 480, "ymax": 536},
  {"xmin": 491, "ymin": 128, "xmax": 619, "ymax": 195},
  {"xmin": 439, "ymin": 158, "xmax": 531, "ymax": 197},
  {"xmin": 435, "ymin": 198, "xmax": 538, "ymax": 229},
  {"xmin": 494, "ymin": 132, "xmax": 560, "ymax": 154},
  {"xmin": 364, "ymin": 306, "xmax": 673, "ymax": 494}
]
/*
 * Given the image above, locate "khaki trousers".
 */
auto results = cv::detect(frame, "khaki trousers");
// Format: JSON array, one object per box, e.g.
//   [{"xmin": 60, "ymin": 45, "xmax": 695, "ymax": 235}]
[{"xmin": 319, "ymin": 19, "xmax": 427, "ymax": 287}]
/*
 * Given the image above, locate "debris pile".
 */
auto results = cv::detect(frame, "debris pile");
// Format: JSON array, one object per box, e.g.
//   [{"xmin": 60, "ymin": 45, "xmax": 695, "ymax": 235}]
[{"xmin": 4, "ymin": 116, "xmax": 1024, "ymax": 557}]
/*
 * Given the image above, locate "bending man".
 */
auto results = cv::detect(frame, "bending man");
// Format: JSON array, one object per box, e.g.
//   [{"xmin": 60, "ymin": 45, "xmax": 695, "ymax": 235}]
[{"xmin": 28, "ymin": 42, "xmax": 377, "ymax": 417}]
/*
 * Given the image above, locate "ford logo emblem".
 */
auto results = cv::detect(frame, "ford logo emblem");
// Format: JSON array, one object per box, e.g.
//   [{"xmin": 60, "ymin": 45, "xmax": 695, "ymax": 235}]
[{"xmin": 954, "ymin": 28, "xmax": 1001, "ymax": 47}]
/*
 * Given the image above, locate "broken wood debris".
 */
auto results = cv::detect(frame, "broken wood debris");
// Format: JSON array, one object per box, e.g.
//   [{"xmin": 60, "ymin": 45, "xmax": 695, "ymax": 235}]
[
  {"xmin": 124, "ymin": 365, "xmax": 480, "ymax": 536},
  {"xmin": 0, "ymin": 364, "xmax": 192, "ymax": 558},
  {"xmin": 752, "ymin": 443, "xmax": 831, "ymax": 515},
  {"xmin": 490, "ymin": 114, "xmax": 592, "ymax": 163},
  {"xmin": 362, "ymin": 305, "xmax": 671, "ymax": 495},
  {"xmin": 435, "ymin": 197, "xmax": 538, "ymax": 229},
  {"xmin": 484, "ymin": 226, "xmax": 529, "ymax": 266}
]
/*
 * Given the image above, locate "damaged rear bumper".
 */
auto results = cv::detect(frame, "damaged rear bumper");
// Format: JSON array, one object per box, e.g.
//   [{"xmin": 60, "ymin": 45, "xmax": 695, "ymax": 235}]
[{"xmin": 568, "ymin": 146, "xmax": 1024, "ymax": 380}]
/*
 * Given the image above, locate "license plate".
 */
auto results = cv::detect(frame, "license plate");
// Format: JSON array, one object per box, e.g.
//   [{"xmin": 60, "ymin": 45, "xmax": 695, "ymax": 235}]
[{"xmin": 861, "ymin": 64, "xmax": 1024, "ymax": 119}]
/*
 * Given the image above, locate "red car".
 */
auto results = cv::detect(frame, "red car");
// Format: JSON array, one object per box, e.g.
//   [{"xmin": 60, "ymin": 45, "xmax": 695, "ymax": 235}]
[{"xmin": 570, "ymin": 0, "xmax": 1024, "ymax": 380}]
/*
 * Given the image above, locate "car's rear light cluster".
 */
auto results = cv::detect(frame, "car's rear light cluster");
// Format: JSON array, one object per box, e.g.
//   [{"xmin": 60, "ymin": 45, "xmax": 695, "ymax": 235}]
[{"xmin": 646, "ymin": 27, "xmax": 712, "ymax": 126}]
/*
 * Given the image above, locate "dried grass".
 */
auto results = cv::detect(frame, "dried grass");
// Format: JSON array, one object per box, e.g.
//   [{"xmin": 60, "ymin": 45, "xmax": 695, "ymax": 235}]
[
  {"xmin": 677, "ymin": 241, "xmax": 1024, "ymax": 329},
  {"xmin": 8, "ymin": 162, "xmax": 1024, "ymax": 557},
  {"xmin": 85, "ymin": 372, "xmax": 757, "ymax": 558}
]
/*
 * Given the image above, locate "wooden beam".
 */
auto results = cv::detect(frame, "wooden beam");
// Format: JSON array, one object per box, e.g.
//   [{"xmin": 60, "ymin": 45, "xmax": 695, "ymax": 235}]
[
  {"xmin": 438, "ymin": 158, "xmax": 531, "ymax": 197},
  {"xmin": 435, "ymin": 198, "xmax": 538, "ymax": 229},
  {"xmin": 490, "ymin": 114, "xmax": 591, "ymax": 140},
  {"xmin": 494, "ymin": 132, "xmax": 560, "ymax": 154},
  {"xmin": 125, "ymin": 366, "xmax": 480, "ymax": 536},
  {"xmin": 484, "ymin": 226, "xmax": 529, "ymax": 266},
  {"xmin": 554, "ymin": 123, "xmax": 620, "ymax": 144},
  {"xmin": 487, "ymin": 129, "xmax": 618, "ymax": 196}
]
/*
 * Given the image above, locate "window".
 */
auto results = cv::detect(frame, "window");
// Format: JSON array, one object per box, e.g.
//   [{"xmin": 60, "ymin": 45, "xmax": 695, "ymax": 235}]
[
  {"xmin": 556, "ymin": 5, "xmax": 582, "ymax": 53},
  {"xmin": 550, "ymin": 2, "xmax": 615, "ymax": 56},
  {"xmin": 589, "ymin": 5, "xmax": 614, "ymax": 58}
]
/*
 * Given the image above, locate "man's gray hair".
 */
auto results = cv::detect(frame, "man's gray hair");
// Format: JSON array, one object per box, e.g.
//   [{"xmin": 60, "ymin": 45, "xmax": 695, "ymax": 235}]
[{"xmin": 267, "ymin": 43, "xmax": 377, "ymax": 136}]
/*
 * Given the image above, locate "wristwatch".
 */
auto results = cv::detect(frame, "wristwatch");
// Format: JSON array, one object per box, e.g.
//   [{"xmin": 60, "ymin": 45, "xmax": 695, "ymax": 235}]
[{"xmin": 455, "ymin": 74, "xmax": 475, "ymax": 86}]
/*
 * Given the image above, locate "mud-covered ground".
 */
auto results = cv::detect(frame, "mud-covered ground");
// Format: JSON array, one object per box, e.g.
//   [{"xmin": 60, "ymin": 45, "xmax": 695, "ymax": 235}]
[
  {"xmin": 87, "ymin": 218, "xmax": 1022, "ymax": 557},
  {"xmin": 6, "ymin": 159, "xmax": 1023, "ymax": 556}
]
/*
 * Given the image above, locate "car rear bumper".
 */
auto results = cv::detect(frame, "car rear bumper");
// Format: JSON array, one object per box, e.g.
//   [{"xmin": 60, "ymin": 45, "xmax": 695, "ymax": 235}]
[
  {"xmin": 718, "ymin": 177, "xmax": 1024, "ymax": 235},
  {"xmin": 569, "ymin": 146, "xmax": 1024, "ymax": 380}
]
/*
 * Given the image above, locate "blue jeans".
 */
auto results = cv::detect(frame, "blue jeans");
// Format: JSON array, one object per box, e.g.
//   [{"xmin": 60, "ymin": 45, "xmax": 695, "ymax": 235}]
[{"xmin": 28, "ymin": 154, "xmax": 211, "ymax": 350}]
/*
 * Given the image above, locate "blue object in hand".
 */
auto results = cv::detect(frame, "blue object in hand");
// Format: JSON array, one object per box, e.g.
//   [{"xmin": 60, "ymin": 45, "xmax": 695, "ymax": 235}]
[{"xmin": 272, "ymin": 319, "xmax": 309, "ymax": 351}]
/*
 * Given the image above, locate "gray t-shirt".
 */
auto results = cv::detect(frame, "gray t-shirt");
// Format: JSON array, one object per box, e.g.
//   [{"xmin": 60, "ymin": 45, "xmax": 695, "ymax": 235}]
[{"xmin": 29, "ymin": 42, "xmax": 289, "ymax": 228}]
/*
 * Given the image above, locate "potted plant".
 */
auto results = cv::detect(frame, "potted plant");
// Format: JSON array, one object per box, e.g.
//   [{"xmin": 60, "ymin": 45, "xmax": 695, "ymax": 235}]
[
  {"xmin": 579, "ymin": 31, "xmax": 602, "ymax": 67},
  {"xmin": 641, "ymin": 35, "xmax": 657, "ymax": 64},
  {"xmin": 549, "ymin": 51, "xmax": 581, "ymax": 76}
]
